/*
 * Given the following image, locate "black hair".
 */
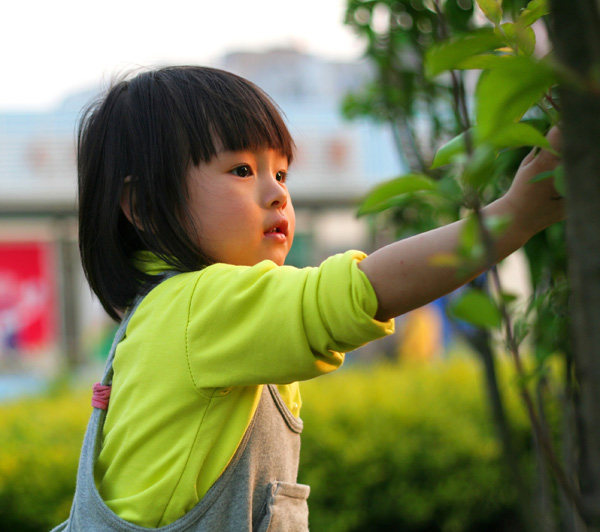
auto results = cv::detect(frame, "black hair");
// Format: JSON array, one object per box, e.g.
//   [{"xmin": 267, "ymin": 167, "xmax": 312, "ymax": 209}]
[{"xmin": 77, "ymin": 66, "xmax": 295, "ymax": 321}]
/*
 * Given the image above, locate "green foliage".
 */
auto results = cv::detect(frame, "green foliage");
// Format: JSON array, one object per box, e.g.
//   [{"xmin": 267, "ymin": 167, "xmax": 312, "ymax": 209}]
[
  {"xmin": 351, "ymin": 0, "xmax": 557, "ymax": 191},
  {"xmin": 299, "ymin": 358, "xmax": 536, "ymax": 532},
  {"xmin": 521, "ymin": 222, "xmax": 570, "ymax": 360},
  {"xmin": 358, "ymin": 173, "xmax": 438, "ymax": 215},
  {"xmin": 486, "ymin": 122, "xmax": 551, "ymax": 151},
  {"xmin": 478, "ymin": 0, "xmax": 503, "ymax": 25},
  {"xmin": 347, "ymin": 0, "xmax": 560, "ymax": 232},
  {"xmin": 0, "ymin": 387, "xmax": 90, "ymax": 532},
  {"xmin": 530, "ymin": 165, "xmax": 565, "ymax": 197},
  {"xmin": 424, "ymin": 29, "xmax": 505, "ymax": 78},
  {"xmin": 448, "ymin": 288, "xmax": 502, "ymax": 328},
  {"xmin": 431, "ymin": 131, "xmax": 469, "ymax": 168},
  {"xmin": 474, "ymin": 56, "xmax": 555, "ymax": 143},
  {"xmin": 348, "ymin": 0, "xmax": 563, "ymax": 335},
  {"xmin": 0, "ymin": 359, "xmax": 564, "ymax": 532},
  {"xmin": 432, "ymin": 121, "xmax": 551, "ymax": 170},
  {"xmin": 344, "ymin": 1, "xmax": 573, "ymax": 522},
  {"xmin": 517, "ymin": 0, "xmax": 550, "ymax": 26},
  {"xmin": 342, "ymin": 0, "xmax": 472, "ymax": 148},
  {"xmin": 462, "ymin": 144, "xmax": 498, "ymax": 189}
]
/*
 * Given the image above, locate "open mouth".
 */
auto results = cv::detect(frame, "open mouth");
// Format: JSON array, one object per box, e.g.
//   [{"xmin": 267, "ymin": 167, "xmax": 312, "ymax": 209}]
[{"xmin": 264, "ymin": 219, "xmax": 289, "ymax": 237}]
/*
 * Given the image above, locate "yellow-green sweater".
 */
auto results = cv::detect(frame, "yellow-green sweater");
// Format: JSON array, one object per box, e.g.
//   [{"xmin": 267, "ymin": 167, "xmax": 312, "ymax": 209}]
[{"xmin": 94, "ymin": 250, "xmax": 394, "ymax": 527}]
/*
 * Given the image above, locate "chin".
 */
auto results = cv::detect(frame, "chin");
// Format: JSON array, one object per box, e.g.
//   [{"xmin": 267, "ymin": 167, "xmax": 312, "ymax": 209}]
[{"xmin": 270, "ymin": 254, "xmax": 289, "ymax": 267}]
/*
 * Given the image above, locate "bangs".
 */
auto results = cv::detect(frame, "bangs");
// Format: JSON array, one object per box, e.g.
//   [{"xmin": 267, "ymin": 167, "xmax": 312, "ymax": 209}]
[{"xmin": 163, "ymin": 67, "xmax": 295, "ymax": 166}]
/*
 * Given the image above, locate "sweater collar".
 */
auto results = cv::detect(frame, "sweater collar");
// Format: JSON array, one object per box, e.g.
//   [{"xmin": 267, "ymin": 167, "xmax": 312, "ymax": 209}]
[{"xmin": 133, "ymin": 251, "xmax": 176, "ymax": 276}]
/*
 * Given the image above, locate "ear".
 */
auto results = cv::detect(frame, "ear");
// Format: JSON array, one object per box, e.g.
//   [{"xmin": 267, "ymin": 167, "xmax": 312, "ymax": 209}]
[{"xmin": 120, "ymin": 176, "xmax": 144, "ymax": 230}]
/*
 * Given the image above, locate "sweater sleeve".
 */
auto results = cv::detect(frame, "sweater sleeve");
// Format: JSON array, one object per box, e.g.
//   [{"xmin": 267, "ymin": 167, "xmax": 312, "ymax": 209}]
[{"xmin": 185, "ymin": 251, "xmax": 394, "ymax": 389}]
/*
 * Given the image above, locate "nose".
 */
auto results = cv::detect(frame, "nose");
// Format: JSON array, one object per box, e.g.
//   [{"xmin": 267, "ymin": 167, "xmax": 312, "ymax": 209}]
[{"xmin": 261, "ymin": 174, "xmax": 288, "ymax": 209}]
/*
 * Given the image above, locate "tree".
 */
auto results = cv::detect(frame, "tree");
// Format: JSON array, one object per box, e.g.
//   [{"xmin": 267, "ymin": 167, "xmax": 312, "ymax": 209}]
[
  {"xmin": 344, "ymin": 0, "xmax": 600, "ymax": 529},
  {"xmin": 549, "ymin": 0, "xmax": 600, "ymax": 528}
]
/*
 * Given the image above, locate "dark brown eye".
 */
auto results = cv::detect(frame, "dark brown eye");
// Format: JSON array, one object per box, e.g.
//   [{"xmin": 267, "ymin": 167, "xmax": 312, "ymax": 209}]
[
  {"xmin": 276, "ymin": 171, "xmax": 287, "ymax": 183},
  {"xmin": 232, "ymin": 165, "xmax": 252, "ymax": 178}
]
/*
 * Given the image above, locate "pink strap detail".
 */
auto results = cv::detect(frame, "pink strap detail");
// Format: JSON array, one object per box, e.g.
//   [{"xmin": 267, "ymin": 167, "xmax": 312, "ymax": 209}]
[{"xmin": 92, "ymin": 382, "xmax": 112, "ymax": 410}]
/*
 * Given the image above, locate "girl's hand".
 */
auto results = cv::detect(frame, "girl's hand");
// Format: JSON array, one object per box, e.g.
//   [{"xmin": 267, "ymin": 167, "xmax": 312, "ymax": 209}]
[{"xmin": 501, "ymin": 126, "xmax": 566, "ymax": 239}]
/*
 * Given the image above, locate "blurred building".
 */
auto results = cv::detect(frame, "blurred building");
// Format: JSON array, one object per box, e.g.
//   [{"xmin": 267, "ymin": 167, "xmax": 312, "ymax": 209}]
[
  {"xmin": 0, "ymin": 48, "xmax": 403, "ymax": 374},
  {"xmin": 0, "ymin": 93, "xmax": 88, "ymax": 373}
]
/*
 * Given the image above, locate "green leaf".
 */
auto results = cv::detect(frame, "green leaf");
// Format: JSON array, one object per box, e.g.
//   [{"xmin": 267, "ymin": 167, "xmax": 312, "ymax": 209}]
[
  {"xmin": 431, "ymin": 132, "xmax": 469, "ymax": 168},
  {"xmin": 435, "ymin": 173, "xmax": 464, "ymax": 203},
  {"xmin": 529, "ymin": 169, "xmax": 554, "ymax": 182},
  {"xmin": 497, "ymin": 22, "xmax": 536, "ymax": 56},
  {"xmin": 553, "ymin": 164, "xmax": 566, "ymax": 197},
  {"xmin": 425, "ymin": 29, "xmax": 505, "ymax": 78},
  {"xmin": 513, "ymin": 318, "xmax": 531, "ymax": 344},
  {"xmin": 431, "ymin": 123, "xmax": 550, "ymax": 172},
  {"xmin": 475, "ymin": 56, "xmax": 555, "ymax": 140},
  {"xmin": 518, "ymin": 0, "xmax": 549, "ymax": 27},
  {"xmin": 484, "ymin": 214, "xmax": 512, "ymax": 237},
  {"xmin": 500, "ymin": 291, "xmax": 519, "ymax": 304},
  {"xmin": 459, "ymin": 214, "xmax": 480, "ymax": 253},
  {"xmin": 477, "ymin": 0, "xmax": 503, "ymax": 25},
  {"xmin": 463, "ymin": 144, "xmax": 497, "ymax": 189},
  {"xmin": 489, "ymin": 122, "xmax": 551, "ymax": 150},
  {"xmin": 358, "ymin": 174, "xmax": 438, "ymax": 216},
  {"xmin": 517, "ymin": 26, "xmax": 536, "ymax": 56},
  {"xmin": 455, "ymin": 54, "xmax": 512, "ymax": 70},
  {"xmin": 449, "ymin": 289, "xmax": 502, "ymax": 328},
  {"xmin": 457, "ymin": 215, "xmax": 486, "ymax": 262}
]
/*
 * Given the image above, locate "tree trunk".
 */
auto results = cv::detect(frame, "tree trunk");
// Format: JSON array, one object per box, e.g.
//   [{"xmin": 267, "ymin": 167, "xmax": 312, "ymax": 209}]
[
  {"xmin": 560, "ymin": 358, "xmax": 587, "ymax": 532},
  {"xmin": 549, "ymin": 0, "xmax": 600, "ymax": 528},
  {"xmin": 535, "ymin": 379, "xmax": 559, "ymax": 532}
]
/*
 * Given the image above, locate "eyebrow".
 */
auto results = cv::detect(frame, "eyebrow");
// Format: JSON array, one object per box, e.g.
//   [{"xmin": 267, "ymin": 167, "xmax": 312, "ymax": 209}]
[{"xmin": 217, "ymin": 149, "xmax": 289, "ymax": 162}]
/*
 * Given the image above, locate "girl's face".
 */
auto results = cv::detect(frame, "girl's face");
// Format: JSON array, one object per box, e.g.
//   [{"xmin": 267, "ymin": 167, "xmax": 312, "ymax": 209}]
[{"xmin": 187, "ymin": 149, "xmax": 295, "ymax": 267}]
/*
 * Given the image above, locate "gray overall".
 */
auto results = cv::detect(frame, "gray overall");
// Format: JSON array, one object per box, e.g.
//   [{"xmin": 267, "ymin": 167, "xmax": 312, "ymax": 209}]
[{"xmin": 51, "ymin": 275, "xmax": 311, "ymax": 531}]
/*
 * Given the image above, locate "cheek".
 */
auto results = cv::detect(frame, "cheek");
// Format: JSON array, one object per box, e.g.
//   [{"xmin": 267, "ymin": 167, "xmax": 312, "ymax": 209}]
[
  {"xmin": 287, "ymin": 206, "xmax": 296, "ymax": 246},
  {"xmin": 186, "ymin": 201, "xmax": 230, "ymax": 254}
]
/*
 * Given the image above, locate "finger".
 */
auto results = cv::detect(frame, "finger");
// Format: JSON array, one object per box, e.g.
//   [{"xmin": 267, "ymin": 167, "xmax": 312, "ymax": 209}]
[
  {"xmin": 521, "ymin": 147, "xmax": 538, "ymax": 167},
  {"xmin": 546, "ymin": 125, "xmax": 562, "ymax": 153},
  {"xmin": 535, "ymin": 146, "xmax": 561, "ymax": 166},
  {"xmin": 527, "ymin": 127, "xmax": 562, "ymax": 171}
]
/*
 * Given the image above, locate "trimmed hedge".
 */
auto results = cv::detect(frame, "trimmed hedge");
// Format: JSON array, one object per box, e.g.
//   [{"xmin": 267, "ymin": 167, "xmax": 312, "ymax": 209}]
[
  {"xmin": 0, "ymin": 358, "xmax": 533, "ymax": 531},
  {"xmin": 0, "ymin": 386, "xmax": 90, "ymax": 532},
  {"xmin": 298, "ymin": 358, "xmax": 531, "ymax": 532}
]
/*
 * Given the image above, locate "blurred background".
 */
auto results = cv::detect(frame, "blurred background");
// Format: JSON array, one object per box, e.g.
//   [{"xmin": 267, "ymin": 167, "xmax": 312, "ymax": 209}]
[
  {"xmin": 0, "ymin": 1, "xmax": 554, "ymax": 531},
  {"xmin": 0, "ymin": 0, "xmax": 408, "ymax": 385}
]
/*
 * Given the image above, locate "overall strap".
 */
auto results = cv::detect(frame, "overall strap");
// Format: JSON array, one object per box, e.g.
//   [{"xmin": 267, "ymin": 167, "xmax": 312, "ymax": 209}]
[
  {"xmin": 53, "ymin": 270, "xmax": 183, "ymax": 532},
  {"xmin": 92, "ymin": 271, "xmax": 180, "ymax": 410}
]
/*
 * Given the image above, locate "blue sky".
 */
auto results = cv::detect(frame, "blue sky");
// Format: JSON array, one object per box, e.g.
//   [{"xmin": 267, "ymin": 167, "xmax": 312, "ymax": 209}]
[{"xmin": 2, "ymin": 0, "xmax": 364, "ymax": 111}]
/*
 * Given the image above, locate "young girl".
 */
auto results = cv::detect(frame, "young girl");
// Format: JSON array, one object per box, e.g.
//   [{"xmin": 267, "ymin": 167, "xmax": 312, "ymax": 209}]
[{"xmin": 53, "ymin": 66, "xmax": 563, "ymax": 531}]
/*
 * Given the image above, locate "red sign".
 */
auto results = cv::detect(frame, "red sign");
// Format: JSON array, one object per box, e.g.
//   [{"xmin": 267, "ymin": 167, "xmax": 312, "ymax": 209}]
[{"xmin": 0, "ymin": 241, "xmax": 56, "ymax": 353}]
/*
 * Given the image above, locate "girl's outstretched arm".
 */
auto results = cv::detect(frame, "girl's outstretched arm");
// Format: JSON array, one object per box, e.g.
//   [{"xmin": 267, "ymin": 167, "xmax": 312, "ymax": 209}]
[{"xmin": 358, "ymin": 127, "xmax": 565, "ymax": 322}]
